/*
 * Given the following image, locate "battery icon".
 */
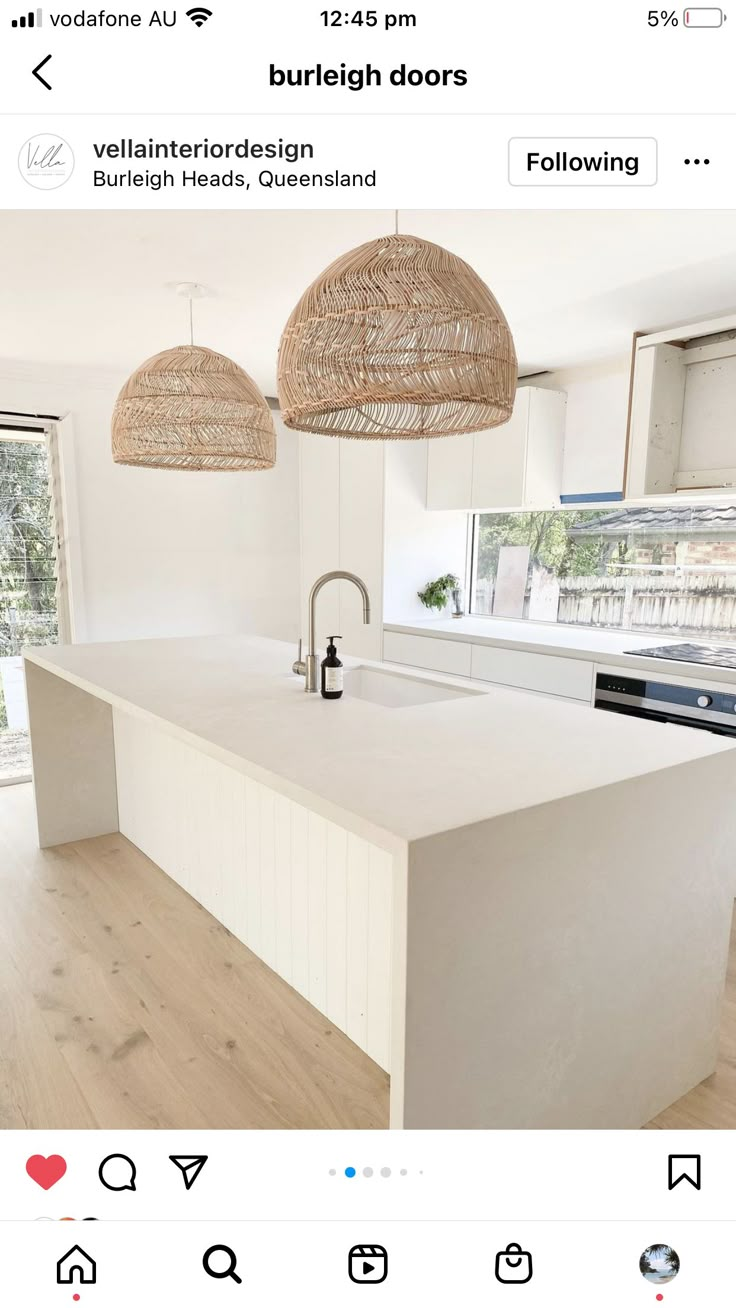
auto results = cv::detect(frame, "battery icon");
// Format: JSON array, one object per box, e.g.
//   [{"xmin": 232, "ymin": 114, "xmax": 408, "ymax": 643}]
[{"xmin": 684, "ymin": 7, "xmax": 724, "ymax": 23}]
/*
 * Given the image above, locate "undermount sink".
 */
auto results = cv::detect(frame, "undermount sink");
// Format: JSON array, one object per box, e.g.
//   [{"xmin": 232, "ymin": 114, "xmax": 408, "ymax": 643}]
[{"xmin": 342, "ymin": 665, "xmax": 485, "ymax": 709}]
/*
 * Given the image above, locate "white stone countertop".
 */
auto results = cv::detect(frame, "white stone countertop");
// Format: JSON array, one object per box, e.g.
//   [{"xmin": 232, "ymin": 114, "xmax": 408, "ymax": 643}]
[
  {"xmin": 24, "ymin": 635, "xmax": 735, "ymax": 846},
  {"xmin": 385, "ymin": 616, "xmax": 736, "ymax": 684}
]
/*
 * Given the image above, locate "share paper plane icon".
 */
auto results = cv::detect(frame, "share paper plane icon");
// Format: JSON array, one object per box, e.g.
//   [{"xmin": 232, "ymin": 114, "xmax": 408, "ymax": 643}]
[{"xmin": 169, "ymin": 1155, "xmax": 208, "ymax": 1190}]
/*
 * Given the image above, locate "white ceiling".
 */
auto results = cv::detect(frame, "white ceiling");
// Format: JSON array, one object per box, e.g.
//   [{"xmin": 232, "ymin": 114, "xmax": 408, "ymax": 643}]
[{"xmin": 3, "ymin": 209, "xmax": 736, "ymax": 391}]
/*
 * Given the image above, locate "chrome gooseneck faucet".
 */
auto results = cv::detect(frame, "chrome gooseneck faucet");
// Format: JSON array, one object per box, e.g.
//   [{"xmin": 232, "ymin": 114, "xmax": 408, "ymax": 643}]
[{"xmin": 293, "ymin": 571, "xmax": 371, "ymax": 692}]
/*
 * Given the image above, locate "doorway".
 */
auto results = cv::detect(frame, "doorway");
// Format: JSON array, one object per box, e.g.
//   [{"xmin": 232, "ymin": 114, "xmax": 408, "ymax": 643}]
[{"xmin": 0, "ymin": 415, "xmax": 69, "ymax": 785}]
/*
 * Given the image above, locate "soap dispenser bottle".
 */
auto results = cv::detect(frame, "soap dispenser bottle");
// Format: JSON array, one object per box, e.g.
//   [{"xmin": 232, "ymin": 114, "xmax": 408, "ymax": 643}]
[{"xmin": 321, "ymin": 636, "xmax": 343, "ymax": 700}]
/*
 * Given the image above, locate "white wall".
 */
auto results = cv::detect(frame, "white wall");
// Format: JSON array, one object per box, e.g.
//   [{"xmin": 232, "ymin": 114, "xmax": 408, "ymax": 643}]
[
  {"xmin": 0, "ymin": 361, "xmax": 300, "ymax": 646},
  {"xmin": 383, "ymin": 441, "xmax": 468, "ymax": 624},
  {"xmin": 7, "ymin": 348, "xmax": 631, "ymax": 653},
  {"xmin": 531, "ymin": 356, "xmax": 631, "ymax": 499}
]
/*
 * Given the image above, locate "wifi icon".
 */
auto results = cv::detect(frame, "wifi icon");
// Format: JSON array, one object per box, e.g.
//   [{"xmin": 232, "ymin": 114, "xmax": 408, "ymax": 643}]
[{"xmin": 186, "ymin": 6, "xmax": 212, "ymax": 25}]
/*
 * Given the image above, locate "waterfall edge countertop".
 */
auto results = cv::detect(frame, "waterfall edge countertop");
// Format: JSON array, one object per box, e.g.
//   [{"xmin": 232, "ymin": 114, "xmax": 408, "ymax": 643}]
[{"xmin": 23, "ymin": 634, "xmax": 735, "ymax": 847}]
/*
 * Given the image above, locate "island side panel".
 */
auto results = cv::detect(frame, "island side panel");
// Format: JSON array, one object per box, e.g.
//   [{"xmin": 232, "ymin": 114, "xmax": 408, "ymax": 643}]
[
  {"xmin": 401, "ymin": 749, "xmax": 736, "ymax": 1129},
  {"xmin": 24, "ymin": 659, "xmax": 119, "ymax": 848},
  {"xmin": 112, "ymin": 707, "xmax": 398, "ymax": 1076}
]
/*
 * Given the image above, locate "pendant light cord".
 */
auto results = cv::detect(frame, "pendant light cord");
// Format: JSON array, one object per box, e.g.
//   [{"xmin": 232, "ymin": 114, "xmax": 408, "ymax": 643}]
[
  {"xmin": 394, "ymin": 208, "xmax": 399, "ymax": 235},
  {"xmin": 189, "ymin": 295, "xmax": 194, "ymax": 346}
]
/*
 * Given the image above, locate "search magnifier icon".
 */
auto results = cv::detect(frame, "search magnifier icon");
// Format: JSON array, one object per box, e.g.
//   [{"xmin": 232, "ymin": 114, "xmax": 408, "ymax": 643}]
[{"xmin": 203, "ymin": 1245, "xmax": 242, "ymax": 1284}]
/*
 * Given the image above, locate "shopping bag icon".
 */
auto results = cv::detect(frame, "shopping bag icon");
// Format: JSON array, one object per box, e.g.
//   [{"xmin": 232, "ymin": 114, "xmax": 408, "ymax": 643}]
[{"xmin": 495, "ymin": 1242, "xmax": 533, "ymax": 1284}]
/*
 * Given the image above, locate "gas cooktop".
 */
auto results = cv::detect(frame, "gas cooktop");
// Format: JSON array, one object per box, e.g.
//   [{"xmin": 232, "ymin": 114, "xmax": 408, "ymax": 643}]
[{"xmin": 624, "ymin": 642, "xmax": 736, "ymax": 669}]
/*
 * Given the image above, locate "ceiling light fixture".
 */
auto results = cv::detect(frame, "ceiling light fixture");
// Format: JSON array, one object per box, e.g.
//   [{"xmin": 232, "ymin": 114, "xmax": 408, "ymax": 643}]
[
  {"xmin": 112, "ymin": 283, "xmax": 276, "ymax": 471},
  {"xmin": 277, "ymin": 214, "xmax": 517, "ymax": 439}
]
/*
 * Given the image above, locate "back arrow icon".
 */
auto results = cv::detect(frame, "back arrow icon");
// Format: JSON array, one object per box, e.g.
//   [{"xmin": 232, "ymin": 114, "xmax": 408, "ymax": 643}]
[{"xmin": 32, "ymin": 54, "xmax": 52, "ymax": 89}]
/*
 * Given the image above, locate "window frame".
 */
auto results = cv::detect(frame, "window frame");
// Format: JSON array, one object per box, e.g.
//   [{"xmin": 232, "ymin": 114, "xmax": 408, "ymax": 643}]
[
  {"xmin": 0, "ymin": 411, "xmax": 84, "ymax": 786},
  {"xmin": 0, "ymin": 412, "xmax": 73, "ymax": 645}
]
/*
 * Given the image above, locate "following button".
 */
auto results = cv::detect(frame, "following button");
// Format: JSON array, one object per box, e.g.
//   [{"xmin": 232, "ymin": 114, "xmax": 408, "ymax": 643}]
[{"xmin": 509, "ymin": 137, "xmax": 657, "ymax": 186}]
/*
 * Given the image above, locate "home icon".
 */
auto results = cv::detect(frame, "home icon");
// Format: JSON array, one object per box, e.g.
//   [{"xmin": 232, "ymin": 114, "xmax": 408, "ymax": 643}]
[{"xmin": 57, "ymin": 1245, "xmax": 97, "ymax": 1285}]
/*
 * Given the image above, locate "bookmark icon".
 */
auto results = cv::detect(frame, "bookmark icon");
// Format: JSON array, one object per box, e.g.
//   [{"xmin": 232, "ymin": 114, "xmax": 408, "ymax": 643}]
[{"xmin": 668, "ymin": 1154, "xmax": 701, "ymax": 1190}]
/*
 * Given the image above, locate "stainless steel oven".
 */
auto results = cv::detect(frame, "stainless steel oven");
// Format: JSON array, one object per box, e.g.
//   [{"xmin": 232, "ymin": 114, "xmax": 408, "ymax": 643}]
[{"xmin": 594, "ymin": 671, "xmax": 736, "ymax": 737}]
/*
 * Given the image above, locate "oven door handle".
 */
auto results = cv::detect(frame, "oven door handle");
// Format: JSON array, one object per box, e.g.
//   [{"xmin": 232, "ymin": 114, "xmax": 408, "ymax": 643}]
[{"xmin": 594, "ymin": 690, "xmax": 736, "ymax": 735}]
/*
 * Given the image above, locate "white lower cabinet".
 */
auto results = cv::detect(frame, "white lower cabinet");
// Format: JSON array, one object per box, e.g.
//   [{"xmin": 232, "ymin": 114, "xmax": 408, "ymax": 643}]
[
  {"xmin": 383, "ymin": 631, "xmax": 472, "ymax": 677},
  {"xmin": 470, "ymin": 644, "xmax": 593, "ymax": 701},
  {"xmin": 384, "ymin": 629, "xmax": 593, "ymax": 702}
]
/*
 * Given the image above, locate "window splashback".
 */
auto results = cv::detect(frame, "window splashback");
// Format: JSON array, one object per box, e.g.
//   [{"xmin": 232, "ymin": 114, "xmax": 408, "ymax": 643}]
[{"xmin": 470, "ymin": 505, "xmax": 736, "ymax": 641}]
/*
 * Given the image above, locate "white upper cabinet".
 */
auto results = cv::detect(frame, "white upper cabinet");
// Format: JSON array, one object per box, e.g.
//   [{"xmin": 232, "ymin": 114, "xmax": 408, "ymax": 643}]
[
  {"xmin": 471, "ymin": 396, "xmax": 528, "ymax": 509},
  {"xmin": 425, "ymin": 431, "xmax": 474, "ymax": 510},
  {"xmin": 337, "ymin": 439, "xmax": 386, "ymax": 658},
  {"xmin": 300, "ymin": 434, "xmax": 341, "ymax": 643},
  {"xmin": 627, "ymin": 311, "xmax": 736, "ymax": 498},
  {"xmin": 425, "ymin": 385, "xmax": 567, "ymax": 511},
  {"xmin": 299, "ymin": 435, "xmax": 384, "ymax": 661}
]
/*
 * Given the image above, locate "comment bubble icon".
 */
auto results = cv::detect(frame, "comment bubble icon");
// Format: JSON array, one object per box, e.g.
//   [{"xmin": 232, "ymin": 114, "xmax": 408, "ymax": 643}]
[{"xmin": 98, "ymin": 1153, "xmax": 137, "ymax": 1192}]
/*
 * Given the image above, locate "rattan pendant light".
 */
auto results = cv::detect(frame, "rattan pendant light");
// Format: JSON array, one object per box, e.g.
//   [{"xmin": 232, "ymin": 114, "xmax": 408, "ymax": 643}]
[
  {"xmin": 277, "ymin": 220, "xmax": 517, "ymax": 439},
  {"xmin": 112, "ymin": 284, "xmax": 276, "ymax": 470}
]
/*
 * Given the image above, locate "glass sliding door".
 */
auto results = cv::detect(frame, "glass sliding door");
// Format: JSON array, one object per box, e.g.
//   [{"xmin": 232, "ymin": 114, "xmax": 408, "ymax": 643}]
[{"xmin": 0, "ymin": 418, "xmax": 61, "ymax": 785}]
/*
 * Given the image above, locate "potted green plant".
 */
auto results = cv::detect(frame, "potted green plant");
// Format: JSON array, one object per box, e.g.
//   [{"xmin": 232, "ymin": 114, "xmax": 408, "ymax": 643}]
[{"xmin": 417, "ymin": 573, "xmax": 460, "ymax": 613}]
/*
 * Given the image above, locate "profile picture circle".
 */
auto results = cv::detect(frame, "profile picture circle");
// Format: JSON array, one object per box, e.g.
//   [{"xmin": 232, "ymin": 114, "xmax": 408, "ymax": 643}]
[
  {"xmin": 639, "ymin": 1244, "xmax": 680, "ymax": 1284},
  {"xmin": 18, "ymin": 134, "xmax": 75, "ymax": 190}
]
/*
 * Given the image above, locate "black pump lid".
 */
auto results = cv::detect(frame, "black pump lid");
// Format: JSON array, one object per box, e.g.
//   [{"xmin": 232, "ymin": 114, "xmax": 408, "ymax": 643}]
[{"xmin": 326, "ymin": 636, "xmax": 342, "ymax": 654}]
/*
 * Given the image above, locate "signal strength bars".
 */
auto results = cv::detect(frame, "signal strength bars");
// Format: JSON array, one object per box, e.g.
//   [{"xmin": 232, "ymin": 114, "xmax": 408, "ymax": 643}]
[{"xmin": 12, "ymin": 8, "xmax": 43, "ymax": 25}]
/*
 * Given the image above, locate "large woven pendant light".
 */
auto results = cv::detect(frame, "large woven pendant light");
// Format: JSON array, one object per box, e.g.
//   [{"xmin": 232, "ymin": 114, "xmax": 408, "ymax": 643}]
[
  {"xmin": 112, "ymin": 284, "xmax": 276, "ymax": 470},
  {"xmin": 277, "ymin": 225, "xmax": 517, "ymax": 439}
]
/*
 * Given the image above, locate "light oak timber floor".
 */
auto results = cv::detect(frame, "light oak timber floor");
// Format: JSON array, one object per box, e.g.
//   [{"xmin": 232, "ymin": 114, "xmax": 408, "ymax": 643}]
[
  {"xmin": 3, "ymin": 782, "xmax": 735, "ymax": 1130},
  {"xmin": 0, "ymin": 783, "xmax": 389, "ymax": 1130}
]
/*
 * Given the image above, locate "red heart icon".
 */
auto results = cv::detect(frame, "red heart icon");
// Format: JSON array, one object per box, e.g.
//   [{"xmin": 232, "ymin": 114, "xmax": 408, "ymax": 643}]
[{"xmin": 26, "ymin": 1154, "xmax": 67, "ymax": 1190}]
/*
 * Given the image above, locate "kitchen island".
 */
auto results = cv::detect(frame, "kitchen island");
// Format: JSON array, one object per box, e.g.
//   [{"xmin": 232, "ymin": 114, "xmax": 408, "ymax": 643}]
[{"xmin": 23, "ymin": 635, "xmax": 736, "ymax": 1129}]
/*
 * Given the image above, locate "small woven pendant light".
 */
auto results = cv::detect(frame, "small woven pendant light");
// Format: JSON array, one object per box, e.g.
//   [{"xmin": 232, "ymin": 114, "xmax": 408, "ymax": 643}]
[
  {"xmin": 277, "ymin": 224, "xmax": 517, "ymax": 439},
  {"xmin": 112, "ymin": 285, "xmax": 276, "ymax": 471}
]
